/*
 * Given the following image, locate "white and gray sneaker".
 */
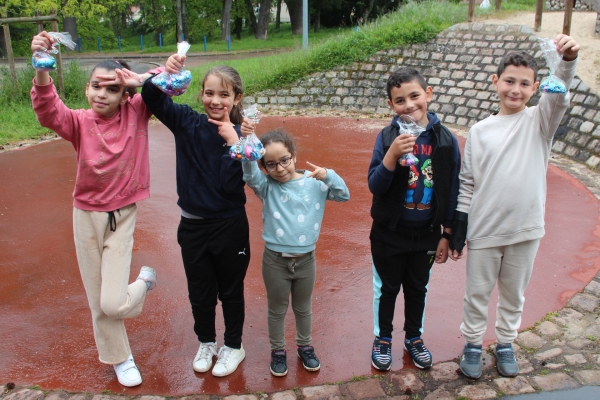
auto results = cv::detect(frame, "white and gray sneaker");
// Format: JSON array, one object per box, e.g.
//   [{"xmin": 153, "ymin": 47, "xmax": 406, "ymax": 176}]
[
  {"xmin": 212, "ymin": 344, "xmax": 246, "ymax": 377},
  {"xmin": 113, "ymin": 354, "xmax": 142, "ymax": 387},
  {"xmin": 459, "ymin": 343, "xmax": 483, "ymax": 379},
  {"xmin": 494, "ymin": 343, "xmax": 519, "ymax": 377},
  {"xmin": 193, "ymin": 342, "xmax": 217, "ymax": 373}
]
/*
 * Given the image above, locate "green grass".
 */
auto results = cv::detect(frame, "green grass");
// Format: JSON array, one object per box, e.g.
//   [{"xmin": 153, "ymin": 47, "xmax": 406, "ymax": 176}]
[{"xmin": 0, "ymin": 1, "xmax": 536, "ymax": 143}]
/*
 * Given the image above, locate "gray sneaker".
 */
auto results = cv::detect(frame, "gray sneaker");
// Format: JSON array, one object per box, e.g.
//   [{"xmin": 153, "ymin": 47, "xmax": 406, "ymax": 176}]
[
  {"xmin": 460, "ymin": 343, "xmax": 482, "ymax": 379},
  {"xmin": 494, "ymin": 343, "xmax": 519, "ymax": 377}
]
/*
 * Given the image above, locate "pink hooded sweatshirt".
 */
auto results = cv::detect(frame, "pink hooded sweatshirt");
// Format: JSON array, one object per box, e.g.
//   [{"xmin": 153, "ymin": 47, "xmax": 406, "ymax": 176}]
[{"xmin": 31, "ymin": 79, "xmax": 152, "ymax": 212}]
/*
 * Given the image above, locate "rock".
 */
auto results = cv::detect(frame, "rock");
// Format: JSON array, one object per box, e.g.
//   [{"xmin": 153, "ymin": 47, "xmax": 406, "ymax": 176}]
[
  {"xmin": 494, "ymin": 376, "xmax": 536, "ymax": 395},
  {"xmin": 516, "ymin": 331, "xmax": 547, "ymax": 348}
]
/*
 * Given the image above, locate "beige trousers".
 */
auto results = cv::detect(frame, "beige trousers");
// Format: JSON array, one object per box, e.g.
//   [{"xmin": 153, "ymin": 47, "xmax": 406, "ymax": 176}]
[
  {"xmin": 460, "ymin": 239, "xmax": 541, "ymax": 345},
  {"xmin": 73, "ymin": 204, "xmax": 147, "ymax": 364}
]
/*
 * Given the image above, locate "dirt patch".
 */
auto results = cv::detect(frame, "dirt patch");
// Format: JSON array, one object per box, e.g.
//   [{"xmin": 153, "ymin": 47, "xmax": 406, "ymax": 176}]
[{"xmin": 478, "ymin": 11, "xmax": 600, "ymax": 93}]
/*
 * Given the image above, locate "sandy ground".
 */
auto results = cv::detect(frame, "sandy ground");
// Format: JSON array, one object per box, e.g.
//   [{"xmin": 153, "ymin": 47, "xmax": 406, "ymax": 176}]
[{"xmin": 479, "ymin": 11, "xmax": 600, "ymax": 93}]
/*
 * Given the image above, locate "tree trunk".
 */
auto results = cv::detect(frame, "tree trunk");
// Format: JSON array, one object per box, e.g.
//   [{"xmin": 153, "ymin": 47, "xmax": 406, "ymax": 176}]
[
  {"xmin": 275, "ymin": 0, "xmax": 282, "ymax": 30},
  {"xmin": 362, "ymin": 0, "xmax": 375, "ymax": 23},
  {"xmin": 313, "ymin": 0, "xmax": 320, "ymax": 32},
  {"xmin": 284, "ymin": 0, "xmax": 303, "ymax": 35},
  {"xmin": 244, "ymin": 0, "xmax": 258, "ymax": 34},
  {"xmin": 63, "ymin": 17, "xmax": 79, "ymax": 42},
  {"xmin": 176, "ymin": 0, "xmax": 183, "ymax": 42},
  {"xmin": 234, "ymin": 17, "xmax": 243, "ymax": 40},
  {"xmin": 256, "ymin": 0, "xmax": 273, "ymax": 39},
  {"xmin": 182, "ymin": 0, "xmax": 189, "ymax": 41},
  {"xmin": 222, "ymin": 0, "xmax": 233, "ymax": 41}
]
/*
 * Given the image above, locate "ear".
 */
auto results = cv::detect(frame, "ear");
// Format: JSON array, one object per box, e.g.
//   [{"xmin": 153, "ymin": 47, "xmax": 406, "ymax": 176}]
[
  {"xmin": 492, "ymin": 74, "xmax": 499, "ymax": 89},
  {"xmin": 533, "ymin": 81, "xmax": 540, "ymax": 92},
  {"xmin": 425, "ymin": 86, "xmax": 433, "ymax": 102},
  {"xmin": 386, "ymin": 98, "xmax": 393, "ymax": 109},
  {"xmin": 234, "ymin": 93, "xmax": 242, "ymax": 106},
  {"xmin": 85, "ymin": 82, "xmax": 89, "ymax": 96},
  {"xmin": 120, "ymin": 91, "xmax": 130, "ymax": 105}
]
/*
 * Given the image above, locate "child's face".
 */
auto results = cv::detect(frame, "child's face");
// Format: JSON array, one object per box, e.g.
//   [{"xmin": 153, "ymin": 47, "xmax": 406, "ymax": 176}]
[
  {"xmin": 86, "ymin": 68, "xmax": 128, "ymax": 118},
  {"xmin": 387, "ymin": 80, "xmax": 433, "ymax": 128},
  {"xmin": 262, "ymin": 142, "xmax": 300, "ymax": 183},
  {"xmin": 202, "ymin": 74, "xmax": 241, "ymax": 122},
  {"xmin": 492, "ymin": 65, "xmax": 539, "ymax": 115}
]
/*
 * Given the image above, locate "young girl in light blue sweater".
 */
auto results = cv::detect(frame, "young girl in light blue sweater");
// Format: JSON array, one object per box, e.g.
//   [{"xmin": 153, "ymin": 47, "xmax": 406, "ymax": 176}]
[{"xmin": 242, "ymin": 129, "xmax": 350, "ymax": 377}]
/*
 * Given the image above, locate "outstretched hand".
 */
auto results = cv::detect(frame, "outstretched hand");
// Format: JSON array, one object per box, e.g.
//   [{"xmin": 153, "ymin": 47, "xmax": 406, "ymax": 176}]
[
  {"xmin": 306, "ymin": 162, "xmax": 327, "ymax": 180},
  {"xmin": 555, "ymin": 33, "xmax": 580, "ymax": 62},
  {"xmin": 31, "ymin": 31, "xmax": 54, "ymax": 53},
  {"xmin": 241, "ymin": 117, "xmax": 256, "ymax": 137},
  {"xmin": 96, "ymin": 68, "xmax": 145, "ymax": 88},
  {"xmin": 208, "ymin": 107, "xmax": 239, "ymax": 146},
  {"xmin": 166, "ymin": 54, "xmax": 186, "ymax": 74}
]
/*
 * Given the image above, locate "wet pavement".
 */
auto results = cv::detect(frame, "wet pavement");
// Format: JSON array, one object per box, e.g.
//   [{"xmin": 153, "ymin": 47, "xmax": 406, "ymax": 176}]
[{"xmin": 1, "ymin": 117, "xmax": 599, "ymax": 397}]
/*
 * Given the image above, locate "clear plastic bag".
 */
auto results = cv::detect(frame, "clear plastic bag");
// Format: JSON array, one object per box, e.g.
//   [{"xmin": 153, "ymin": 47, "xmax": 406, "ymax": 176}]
[
  {"xmin": 538, "ymin": 38, "xmax": 567, "ymax": 94},
  {"xmin": 32, "ymin": 32, "xmax": 76, "ymax": 71},
  {"xmin": 397, "ymin": 115, "xmax": 425, "ymax": 167},
  {"xmin": 152, "ymin": 41, "xmax": 192, "ymax": 96},
  {"xmin": 480, "ymin": 0, "xmax": 491, "ymax": 9},
  {"xmin": 230, "ymin": 104, "xmax": 266, "ymax": 161}
]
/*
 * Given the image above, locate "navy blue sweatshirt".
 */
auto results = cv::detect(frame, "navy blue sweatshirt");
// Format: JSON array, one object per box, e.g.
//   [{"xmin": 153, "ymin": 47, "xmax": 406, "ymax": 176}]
[
  {"xmin": 141, "ymin": 80, "xmax": 246, "ymax": 218},
  {"xmin": 368, "ymin": 112, "xmax": 461, "ymax": 228}
]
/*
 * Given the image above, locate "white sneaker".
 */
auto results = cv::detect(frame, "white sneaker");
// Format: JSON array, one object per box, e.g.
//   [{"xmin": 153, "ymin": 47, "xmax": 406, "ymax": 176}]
[
  {"xmin": 212, "ymin": 344, "xmax": 245, "ymax": 377},
  {"xmin": 193, "ymin": 342, "xmax": 217, "ymax": 373},
  {"xmin": 137, "ymin": 266, "xmax": 157, "ymax": 293},
  {"xmin": 113, "ymin": 354, "xmax": 142, "ymax": 387}
]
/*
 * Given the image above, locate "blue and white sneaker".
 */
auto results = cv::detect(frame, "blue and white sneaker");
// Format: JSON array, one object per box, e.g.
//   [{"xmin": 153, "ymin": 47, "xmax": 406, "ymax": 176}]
[
  {"xmin": 404, "ymin": 337, "xmax": 432, "ymax": 369},
  {"xmin": 371, "ymin": 337, "xmax": 392, "ymax": 371}
]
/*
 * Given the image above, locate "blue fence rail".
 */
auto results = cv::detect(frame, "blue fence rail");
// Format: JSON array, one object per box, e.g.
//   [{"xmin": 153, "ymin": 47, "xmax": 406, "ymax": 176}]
[{"xmin": 77, "ymin": 34, "xmax": 219, "ymax": 53}]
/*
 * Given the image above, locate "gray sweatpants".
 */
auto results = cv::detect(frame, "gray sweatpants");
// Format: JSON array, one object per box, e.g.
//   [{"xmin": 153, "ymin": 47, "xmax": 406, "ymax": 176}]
[
  {"xmin": 460, "ymin": 239, "xmax": 541, "ymax": 345},
  {"xmin": 262, "ymin": 247, "xmax": 316, "ymax": 350}
]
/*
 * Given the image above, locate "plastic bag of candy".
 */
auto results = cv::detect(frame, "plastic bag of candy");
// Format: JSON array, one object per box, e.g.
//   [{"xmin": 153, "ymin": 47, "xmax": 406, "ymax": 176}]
[
  {"xmin": 152, "ymin": 41, "xmax": 192, "ymax": 96},
  {"xmin": 480, "ymin": 0, "xmax": 491, "ymax": 9},
  {"xmin": 230, "ymin": 104, "xmax": 266, "ymax": 161},
  {"xmin": 32, "ymin": 32, "xmax": 76, "ymax": 71},
  {"xmin": 397, "ymin": 115, "xmax": 425, "ymax": 167},
  {"xmin": 538, "ymin": 38, "xmax": 567, "ymax": 94}
]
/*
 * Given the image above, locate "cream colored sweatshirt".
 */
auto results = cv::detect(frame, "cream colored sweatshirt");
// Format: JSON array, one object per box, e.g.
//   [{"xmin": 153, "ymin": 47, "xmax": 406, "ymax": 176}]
[{"xmin": 457, "ymin": 59, "xmax": 578, "ymax": 249}]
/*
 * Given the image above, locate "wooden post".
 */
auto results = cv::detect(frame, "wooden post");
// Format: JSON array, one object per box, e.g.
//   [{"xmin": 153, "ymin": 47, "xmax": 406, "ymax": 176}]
[
  {"xmin": 468, "ymin": 0, "xmax": 476, "ymax": 22},
  {"xmin": 35, "ymin": 11, "xmax": 43, "ymax": 33},
  {"xmin": 1, "ymin": 8, "xmax": 17, "ymax": 81},
  {"xmin": 50, "ymin": 11, "xmax": 65, "ymax": 97},
  {"xmin": 563, "ymin": 0, "xmax": 574, "ymax": 35},
  {"xmin": 534, "ymin": 0, "xmax": 544, "ymax": 32},
  {"xmin": 496, "ymin": 0, "xmax": 502, "ymax": 12}
]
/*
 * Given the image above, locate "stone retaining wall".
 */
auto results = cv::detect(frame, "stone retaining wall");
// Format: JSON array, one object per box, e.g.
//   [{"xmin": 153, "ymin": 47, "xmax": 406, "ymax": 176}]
[
  {"xmin": 545, "ymin": 0, "xmax": 592, "ymax": 11},
  {"xmin": 245, "ymin": 23, "xmax": 600, "ymax": 168}
]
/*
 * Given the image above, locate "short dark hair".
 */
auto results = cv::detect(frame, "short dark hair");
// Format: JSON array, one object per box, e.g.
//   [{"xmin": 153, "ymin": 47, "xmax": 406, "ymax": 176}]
[
  {"xmin": 90, "ymin": 60, "xmax": 136, "ymax": 98},
  {"xmin": 386, "ymin": 67, "xmax": 428, "ymax": 100},
  {"xmin": 258, "ymin": 129, "xmax": 297, "ymax": 169},
  {"xmin": 497, "ymin": 51, "xmax": 538, "ymax": 82}
]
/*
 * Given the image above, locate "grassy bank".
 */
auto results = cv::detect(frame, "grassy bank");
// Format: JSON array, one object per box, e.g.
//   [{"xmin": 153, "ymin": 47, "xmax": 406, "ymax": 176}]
[{"xmin": 0, "ymin": 0, "xmax": 536, "ymax": 144}]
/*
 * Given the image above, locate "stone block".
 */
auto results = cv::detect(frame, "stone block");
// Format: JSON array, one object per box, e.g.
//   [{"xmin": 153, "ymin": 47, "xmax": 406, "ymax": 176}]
[
  {"xmin": 585, "ymin": 280, "xmax": 600, "ymax": 296},
  {"xmin": 516, "ymin": 331, "xmax": 547, "ymax": 349},
  {"xmin": 533, "ymin": 373, "xmax": 580, "ymax": 391},
  {"xmin": 518, "ymin": 359, "xmax": 534, "ymax": 374},
  {"xmin": 457, "ymin": 384, "xmax": 497, "ymax": 399},
  {"xmin": 536, "ymin": 321, "xmax": 562, "ymax": 336},
  {"xmin": 566, "ymin": 338, "xmax": 592, "ymax": 349},
  {"xmin": 301, "ymin": 385, "xmax": 342, "ymax": 400},
  {"xmin": 534, "ymin": 348, "xmax": 563, "ymax": 361},
  {"xmin": 291, "ymin": 87, "xmax": 306, "ymax": 95},
  {"xmin": 574, "ymin": 370, "xmax": 600, "ymax": 385},
  {"xmin": 546, "ymin": 362, "xmax": 566, "ymax": 369},
  {"xmin": 568, "ymin": 293, "xmax": 599, "ymax": 312},
  {"xmin": 391, "ymin": 370, "xmax": 424, "ymax": 393},
  {"xmin": 564, "ymin": 354, "xmax": 587, "ymax": 364},
  {"xmin": 553, "ymin": 308, "xmax": 584, "ymax": 326},
  {"xmin": 270, "ymin": 391, "xmax": 296, "ymax": 400},
  {"xmin": 494, "ymin": 376, "xmax": 536, "ymax": 395},
  {"xmin": 580, "ymin": 121, "xmax": 595, "ymax": 133},
  {"xmin": 430, "ymin": 362, "xmax": 459, "ymax": 381},
  {"xmin": 423, "ymin": 389, "xmax": 454, "ymax": 400},
  {"xmin": 45, "ymin": 392, "xmax": 71, "ymax": 400},
  {"xmin": 344, "ymin": 379, "xmax": 386, "ymax": 398},
  {"xmin": 223, "ymin": 396, "xmax": 258, "ymax": 400},
  {"xmin": 5, "ymin": 390, "xmax": 46, "ymax": 400}
]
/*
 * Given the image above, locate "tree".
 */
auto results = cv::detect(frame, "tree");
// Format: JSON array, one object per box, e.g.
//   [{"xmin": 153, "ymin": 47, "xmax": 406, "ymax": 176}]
[
  {"xmin": 284, "ymin": 0, "xmax": 302, "ymax": 35},
  {"xmin": 255, "ymin": 0, "xmax": 272, "ymax": 39},
  {"xmin": 221, "ymin": 0, "xmax": 232, "ymax": 41},
  {"xmin": 244, "ymin": 0, "xmax": 257, "ymax": 35}
]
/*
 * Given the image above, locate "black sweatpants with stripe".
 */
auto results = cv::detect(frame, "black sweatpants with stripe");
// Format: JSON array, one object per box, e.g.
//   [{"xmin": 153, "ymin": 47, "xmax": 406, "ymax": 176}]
[
  {"xmin": 370, "ymin": 221, "xmax": 440, "ymax": 340},
  {"xmin": 177, "ymin": 213, "xmax": 250, "ymax": 349}
]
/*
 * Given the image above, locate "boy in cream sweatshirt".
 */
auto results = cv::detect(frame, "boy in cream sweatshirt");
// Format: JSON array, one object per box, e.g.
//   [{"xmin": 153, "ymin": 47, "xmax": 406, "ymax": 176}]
[{"xmin": 449, "ymin": 33, "xmax": 580, "ymax": 379}]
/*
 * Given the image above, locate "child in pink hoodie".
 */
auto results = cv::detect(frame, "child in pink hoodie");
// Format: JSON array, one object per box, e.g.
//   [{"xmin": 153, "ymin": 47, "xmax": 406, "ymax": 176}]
[{"xmin": 30, "ymin": 31, "xmax": 161, "ymax": 388}]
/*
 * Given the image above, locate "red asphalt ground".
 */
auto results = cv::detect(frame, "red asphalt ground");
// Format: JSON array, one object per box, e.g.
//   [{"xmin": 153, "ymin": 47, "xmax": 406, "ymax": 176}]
[{"xmin": 1, "ymin": 117, "xmax": 600, "ymax": 395}]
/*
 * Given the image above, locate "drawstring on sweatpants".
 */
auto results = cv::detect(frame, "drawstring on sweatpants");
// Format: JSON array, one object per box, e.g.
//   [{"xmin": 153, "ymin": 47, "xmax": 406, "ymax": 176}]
[{"xmin": 107, "ymin": 209, "xmax": 121, "ymax": 232}]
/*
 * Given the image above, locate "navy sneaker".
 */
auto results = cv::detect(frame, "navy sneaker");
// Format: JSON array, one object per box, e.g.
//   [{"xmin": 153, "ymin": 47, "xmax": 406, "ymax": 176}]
[
  {"xmin": 404, "ymin": 337, "xmax": 432, "ymax": 369},
  {"xmin": 371, "ymin": 337, "xmax": 392, "ymax": 371},
  {"xmin": 297, "ymin": 345, "xmax": 320, "ymax": 371},
  {"xmin": 494, "ymin": 343, "xmax": 519, "ymax": 377},
  {"xmin": 270, "ymin": 349, "xmax": 288, "ymax": 377},
  {"xmin": 460, "ymin": 343, "xmax": 483, "ymax": 379}
]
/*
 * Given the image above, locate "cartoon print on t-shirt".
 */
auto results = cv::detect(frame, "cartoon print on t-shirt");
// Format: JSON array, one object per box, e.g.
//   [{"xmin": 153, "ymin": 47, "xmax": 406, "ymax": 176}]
[
  {"xmin": 405, "ymin": 164, "xmax": 419, "ymax": 209},
  {"xmin": 418, "ymin": 158, "xmax": 433, "ymax": 210}
]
